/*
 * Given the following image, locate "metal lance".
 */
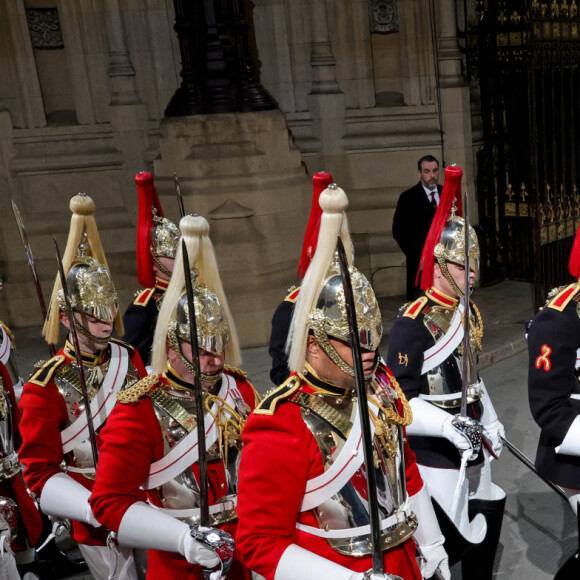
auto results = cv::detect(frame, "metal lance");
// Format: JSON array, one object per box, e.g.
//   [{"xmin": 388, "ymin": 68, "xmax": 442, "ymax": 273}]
[
  {"xmin": 461, "ymin": 189, "xmax": 471, "ymax": 418},
  {"xmin": 335, "ymin": 237, "xmax": 402, "ymax": 580},
  {"xmin": 11, "ymin": 200, "xmax": 56, "ymax": 358},
  {"xmin": 53, "ymin": 238, "xmax": 99, "ymax": 467},
  {"xmin": 500, "ymin": 436, "xmax": 567, "ymax": 500},
  {"xmin": 174, "ymin": 173, "xmax": 186, "ymax": 219},
  {"xmin": 181, "ymin": 240, "xmax": 209, "ymax": 526}
]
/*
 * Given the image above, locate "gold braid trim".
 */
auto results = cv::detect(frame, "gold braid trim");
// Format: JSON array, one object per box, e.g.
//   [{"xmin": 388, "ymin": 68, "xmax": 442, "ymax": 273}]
[
  {"xmin": 116, "ymin": 374, "xmax": 160, "ymax": 404},
  {"xmin": 469, "ymin": 302, "xmax": 484, "ymax": 352},
  {"xmin": 369, "ymin": 376, "xmax": 412, "ymax": 428}
]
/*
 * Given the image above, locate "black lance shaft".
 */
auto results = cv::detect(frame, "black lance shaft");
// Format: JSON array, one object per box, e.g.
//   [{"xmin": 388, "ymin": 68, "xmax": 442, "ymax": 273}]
[
  {"xmin": 174, "ymin": 173, "xmax": 186, "ymax": 219},
  {"xmin": 461, "ymin": 189, "xmax": 471, "ymax": 418},
  {"xmin": 53, "ymin": 238, "xmax": 99, "ymax": 467},
  {"xmin": 181, "ymin": 240, "xmax": 210, "ymax": 526},
  {"xmin": 501, "ymin": 436, "xmax": 567, "ymax": 500},
  {"xmin": 12, "ymin": 200, "xmax": 56, "ymax": 357},
  {"xmin": 336, "ymin": 237, "xmax": 385, "ymax": 575}
]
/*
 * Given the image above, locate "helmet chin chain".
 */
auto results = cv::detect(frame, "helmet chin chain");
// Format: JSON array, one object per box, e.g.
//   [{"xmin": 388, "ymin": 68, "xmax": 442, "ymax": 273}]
[
  {"xmin": 152, "ymin": 254, "xmax": 172, "ymax": 278},
  {"xmin": 168, "ymin": 325, "xmax": 222, "ymax": 385},
  {"xmin": 437, "ymin": 258, "xmax": 464, "ymax": 298},
  {"xmin": 313, "ymin": 328, "xmax": 380, "ymax": 380},
  {"xmin": 73, "ymin": 318, "xmax": 112, "ymax": 345}
]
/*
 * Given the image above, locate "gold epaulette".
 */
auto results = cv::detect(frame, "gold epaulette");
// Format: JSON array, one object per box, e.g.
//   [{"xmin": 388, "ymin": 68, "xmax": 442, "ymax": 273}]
[
  {"xmin": 28, "ymin": 355, "xmax": 66, "ymax": 387},
  {"xmin": 116, "ymin": 374, "xmax": 160, "ymax": 404},
  {"xmin": 402, "ymin": 296, "xmax": 428, "ymax": 319},
  {"xmin": 111, "ymin": 337, "xmax": 135, "ymax": 353},
  {"xmin": 546, "ymin": 284, "xmax": 580, "ymax": 312},
  {"xmin": 224, "ymin": 364, "xmax": 247, "ymax": 380},
  {"xmin": 253, "ymin": 375, "xmax": 301, "ymax": 416},
  {"xmin": 132, "ymin": 288, "xmax": 155, "ymax": 307},
  {"xmin": 284, "ymin": 286, "xmax": 300, "ymax": 303}
]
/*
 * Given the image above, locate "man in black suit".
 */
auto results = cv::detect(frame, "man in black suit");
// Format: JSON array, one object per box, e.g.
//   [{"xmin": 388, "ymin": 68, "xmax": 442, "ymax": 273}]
[{"xmin": 393, "ymin": 154, "xmax": 442, "ymax": 299}]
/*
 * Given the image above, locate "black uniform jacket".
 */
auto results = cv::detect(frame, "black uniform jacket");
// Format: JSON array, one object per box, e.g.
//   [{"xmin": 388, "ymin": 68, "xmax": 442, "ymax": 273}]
[
  {"xmin": 122, "ymin": 285, "xmax": 165, "ymax": 365},
  {"xmin": 387, "ymin": 289, "xmax": 484, "ymax": 469},
  {"xmin": 528, "ymin": 283, "xmax": 580, "ymax": 490},
  {"xmin": 268, "ymin": 287, "xmax": 300, "ymax": 386},
  {"xmin": 392, "ymin": 182, "xmax": 441, "ymax": 299}
]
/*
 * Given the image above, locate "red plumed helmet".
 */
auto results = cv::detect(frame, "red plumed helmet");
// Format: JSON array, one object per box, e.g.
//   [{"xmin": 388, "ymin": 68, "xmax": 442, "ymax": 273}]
[
  {"xmin": 297, "ymin": 171, "xmax": 334, "ymax": 279},
  {"xmin": 136, "ymin": 171, "xmax": 164, "ymax": 288},
  {"xmin": 416, "ymin": 165, "xmax": 464, "ymax": 291},
  {"xmin": 569, "ymin": 223, "xmax": 580, "ymax": 278}
]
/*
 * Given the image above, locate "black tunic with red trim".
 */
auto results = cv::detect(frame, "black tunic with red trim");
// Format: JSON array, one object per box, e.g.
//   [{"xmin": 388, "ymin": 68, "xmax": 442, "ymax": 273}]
[
  {"xmin": 528, "ymin": 283, "xmax": 580, "ymax": 490},
  {"xmin": 268, "ymin": 287, "xmax": 300, "ymax": 386},
  {"xmin": 123, "ymin": 280, "xmax": 168, "ymax": 364},
  {"xmin": 386, "ymin": 288, "xmax": 484, "ymax": 469}
]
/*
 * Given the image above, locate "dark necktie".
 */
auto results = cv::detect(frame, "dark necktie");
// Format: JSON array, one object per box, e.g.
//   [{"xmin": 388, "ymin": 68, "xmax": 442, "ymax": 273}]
[{"xmin": 429, "ymin": 191, "xmax": 437, "ymax": 209}]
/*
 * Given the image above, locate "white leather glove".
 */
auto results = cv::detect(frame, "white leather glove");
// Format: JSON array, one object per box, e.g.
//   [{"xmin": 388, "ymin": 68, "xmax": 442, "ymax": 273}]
[
  {"xmin": 441, "ymin": 414, "xmax": 482, "ymax": 458},
  {"xmin": 275, "ymin": 544, "xmax": 372, "ymax": 580},
  {"xmin": 408, "ymin": 398, "xmax": 481, "ymax": 456},
  {"xmin": 483, "ymin": 418, "xmax": 504, "ymax": 458},
  {"xmin": 117, "ymin": 502, "xmax": 218, "ymax": 567},
  {"xmin": 40, "ymin": 472, "xmax": 101, "ymax": 528},
  {"xmin": 409, "ymin": 485, "xmax": 450, "ymax": 580},
  {"xmin": 181, "ymin": 532, "xmax": 220, "ymax": 568},
  {"xmin": 418, "ymin": 537, "xmax": 450, "ymax": 580},
  {"xmin": 556, "ymin": 416, "xmax": 580, "ymax": 457}
]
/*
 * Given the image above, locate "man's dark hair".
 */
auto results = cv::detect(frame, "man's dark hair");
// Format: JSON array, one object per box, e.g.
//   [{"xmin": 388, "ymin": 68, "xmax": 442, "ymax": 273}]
[{"xmin": 417, "ymin": 155, "xmax": 439, "ymax": 171}]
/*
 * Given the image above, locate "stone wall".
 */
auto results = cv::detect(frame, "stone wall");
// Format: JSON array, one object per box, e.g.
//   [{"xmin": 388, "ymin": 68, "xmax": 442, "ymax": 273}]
[{"xmin": 0, "ymin": 0, "xmax": 476, "ymax": 348}]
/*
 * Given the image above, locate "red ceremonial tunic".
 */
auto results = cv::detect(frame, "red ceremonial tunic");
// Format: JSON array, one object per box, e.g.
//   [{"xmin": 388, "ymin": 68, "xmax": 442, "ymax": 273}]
[
  {"xmin": 91, "ymin": 368, "xmax": 258, "ymax": 579},
  {"xmin": 18, "ymin": 340, "xmax": 146, "ymax": 546},
  {"xmin": 236, "ymin": 366, "xmax": 424, "ymax": 580}
]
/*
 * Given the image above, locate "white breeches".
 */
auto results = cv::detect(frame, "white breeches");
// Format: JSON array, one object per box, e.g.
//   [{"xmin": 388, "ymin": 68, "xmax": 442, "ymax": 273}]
[
  {"xmin": 419, "ymin": 449, "xmax": 506, "ymax": 545},
  {"xmin": 78, "ymin": 544, "xmax": 147, "ymax": 580}
]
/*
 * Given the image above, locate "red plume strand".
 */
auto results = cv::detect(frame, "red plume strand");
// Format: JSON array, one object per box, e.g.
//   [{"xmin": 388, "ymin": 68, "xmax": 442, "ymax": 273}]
[
  {"xmin": 569, "ymin": 223, "xmax": 580, "ymax": 278},
  {"xmin": 297, "ymin": 171, "xmax": 333, "ymax": 279},
  {"xmin": 416, "ymin": 165, "xmax": 464, "ymax": 291},
  {"xmin": 135, "ymin": 171, "xmax": 164, "ymax": 288}
]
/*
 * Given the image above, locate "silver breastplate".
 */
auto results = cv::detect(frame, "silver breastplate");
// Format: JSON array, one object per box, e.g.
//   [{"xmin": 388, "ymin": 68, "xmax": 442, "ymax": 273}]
[
  {"xmin": 423, "ymin": 306, "xmax": 482, "ymax": 408},
  {"xmin": 0, "ymin": 379, "xmax": 18, "ymax": 481},
  {"xmin": 297, "ymin": 387, "xmax": 417, "ymax": 556},
  {"xmin": 152, "ymin": 383, "xmax": 248, "ymax": 526},
  {"xmin": 55, "ymin": 357, "xmax": 141, "ymax": 473}
]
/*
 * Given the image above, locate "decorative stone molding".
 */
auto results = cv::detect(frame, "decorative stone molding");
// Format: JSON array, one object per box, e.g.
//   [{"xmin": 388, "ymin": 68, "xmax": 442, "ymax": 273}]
[
  {"xmin": 369, "ymin": 0, "xmax": 399, "ymax": 34},
  {"xmin": 25, "ymin": 8, "xmax": 64, "ymax": 49}
]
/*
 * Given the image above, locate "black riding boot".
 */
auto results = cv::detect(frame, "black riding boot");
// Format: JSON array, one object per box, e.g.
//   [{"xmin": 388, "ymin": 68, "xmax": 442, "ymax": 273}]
[{"xmin": 460, "ymin": 495, "xmax": 506, "ymax": 580}]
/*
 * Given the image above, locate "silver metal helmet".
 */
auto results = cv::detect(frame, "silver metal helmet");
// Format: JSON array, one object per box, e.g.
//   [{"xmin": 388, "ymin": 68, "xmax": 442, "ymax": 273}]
[
  {"xmin": 434, "ymin": 216, "xmax": 480, "ymax": 274},
  {"xmin": 171, "ymin": 281, "xmax": 230, "ymax": 356},
  {"xmin": 152, "ymin": 214, "xmax": 180, "ymax": 259},
  {"xmin": 307, "ymin": 260, "xmax": 382, "ymax": 378},
  {"xmin": 57, "ymin": 256, "xmax": 119, "ymax": 323}
]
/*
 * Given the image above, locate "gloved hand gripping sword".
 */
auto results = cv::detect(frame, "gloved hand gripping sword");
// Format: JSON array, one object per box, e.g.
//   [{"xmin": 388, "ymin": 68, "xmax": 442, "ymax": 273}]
[
  {"xmin": 336, "ymin": 237, "xmax": 403, "ymax": 580},
  {"xmin": 182, "ymin": 240, "xmax": 234, "ymax": 580},
  {"xmin": 54, "ymin": 237, "xmax": 98, "ymax": 468},
  {"xmin": 449, "ymin": 190, "xmax": 483, "ymax": 519}
]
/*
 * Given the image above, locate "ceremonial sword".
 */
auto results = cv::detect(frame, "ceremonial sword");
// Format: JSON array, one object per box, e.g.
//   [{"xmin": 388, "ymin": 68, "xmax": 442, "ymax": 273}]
[
  {"xmin": 336, "ymin": 236, "xmax": 402, "ymax": 580},
  {"xmin": 11, "ymin": 199, "xmax": 56, "ymax": 357},
  {"xmin": 181, "ymin": 239, "xmax": 209, "ymax": 525},
  {"xmin": 53, "ymin": 238, "xmax": 99, "ymax": 467},
  {"xmin": 174, "ymin": 173, "xmax": 186, "ymax": 218},
  {"xmin": 181, "ymin": 240, "xmax": 235, "ymax": 579}
]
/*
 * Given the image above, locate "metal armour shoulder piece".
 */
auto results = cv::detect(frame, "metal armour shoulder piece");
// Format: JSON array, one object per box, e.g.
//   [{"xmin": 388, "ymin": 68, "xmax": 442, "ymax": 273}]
[
  {"xmin": 254, "ymin": 376, "xmax": 301, "ymax": 416},
  {"xmin": 28, "ymin": 355, "xmax": 66, "ymax": 387}
]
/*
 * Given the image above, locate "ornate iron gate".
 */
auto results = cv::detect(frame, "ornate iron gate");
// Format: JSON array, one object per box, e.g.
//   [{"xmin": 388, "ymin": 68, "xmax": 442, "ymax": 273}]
[{"xmin": 469, "ymin": 0, "xmax": 580, "ymax": 307}]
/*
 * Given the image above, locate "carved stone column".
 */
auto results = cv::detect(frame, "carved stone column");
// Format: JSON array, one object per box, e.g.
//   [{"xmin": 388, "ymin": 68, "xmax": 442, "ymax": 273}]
[{"xmin": 103, "ymin": 0, "xmax": 141, "ymax": 105}]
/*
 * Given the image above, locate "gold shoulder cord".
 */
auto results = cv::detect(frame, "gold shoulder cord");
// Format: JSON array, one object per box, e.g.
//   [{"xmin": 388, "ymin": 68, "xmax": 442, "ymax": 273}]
[
  {"xmin": 116, "ymin": 374, "xmax": 159, "ymax": 404},
  {"xmin": 204, "ymin": 393, "xmax": 246, "ymax": 468},
  {"xmin": 369, "ymin": 378, "xmax": 413, "ymax": 458},
  {"xmin": 469, "ymin": 302, "xmax": 484, "ymax": 352}
]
